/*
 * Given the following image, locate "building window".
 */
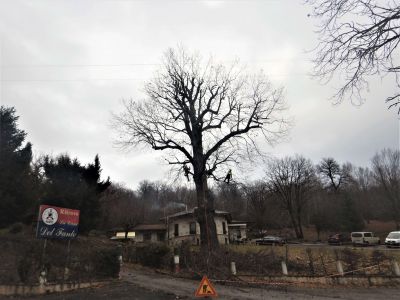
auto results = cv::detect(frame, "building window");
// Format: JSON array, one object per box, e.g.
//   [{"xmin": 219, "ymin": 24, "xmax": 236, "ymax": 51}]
[
  {"xmin": 190, "ymin": 222, "xmax": 196, "ymax": 235},
  {"xmin": 143, "ymin": 232, "xmax": 151, "ymax": 241},
  {"xmin": 174, "ymin": 224, "xmax": 179, "ymax": 237},
  {"xmin": 157, "ymin": 232, "xmax": 165, "ymax": 241},
  {"xmin": 222, "ymin": 222, "xmax": 227, "ymax": 234}
]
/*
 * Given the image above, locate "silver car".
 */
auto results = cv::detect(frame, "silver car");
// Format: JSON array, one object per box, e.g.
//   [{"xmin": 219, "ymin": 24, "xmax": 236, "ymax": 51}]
[{"xmin": 385, "ymin": 231, "xmax": 400, "ymax": 248}]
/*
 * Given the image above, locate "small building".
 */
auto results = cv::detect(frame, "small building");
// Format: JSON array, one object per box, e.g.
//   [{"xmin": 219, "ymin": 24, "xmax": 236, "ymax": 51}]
[
  {"xmin": 228, "ymin": 220, "xmax": 247, "ymax": 243},
  {"xmin": 132, "ymin": 224, "xmax": 166, "ymax": 243},
  {"xmin": 165, "ymin": 208, "xmax": 231, "ymax": 245}
]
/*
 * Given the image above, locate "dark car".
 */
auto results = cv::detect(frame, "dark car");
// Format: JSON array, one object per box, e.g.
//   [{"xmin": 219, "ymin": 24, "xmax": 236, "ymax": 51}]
[
  {"xmin": 328, "ymin": 233, "xmax": 350, "ymax": 245},
  {"xmin": 255, "ymin": 235, "xmax": 285, "ymax": 246},
  {"xmin": 233, "ymin": 237, "xmax": 250, "ymax": 244}
]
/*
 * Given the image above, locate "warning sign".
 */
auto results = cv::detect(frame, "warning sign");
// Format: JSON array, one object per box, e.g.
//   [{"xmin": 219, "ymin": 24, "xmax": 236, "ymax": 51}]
[{"xmin": 195, "ymin": 275, "xmax": 217, "ymax": 297}]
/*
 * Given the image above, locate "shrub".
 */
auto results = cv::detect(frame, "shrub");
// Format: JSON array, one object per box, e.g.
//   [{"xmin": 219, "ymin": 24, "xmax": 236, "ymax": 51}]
[
  {"xmin": 8, "ymin": 222, "xmax": 24, "ymax": 234},
  {"xmin": 135, "ymin": 243, "xmax": 170, "ymax": 268},
  {"xmin": 92, "ymin": 247, "xmax": 121, "ymax": 278}
]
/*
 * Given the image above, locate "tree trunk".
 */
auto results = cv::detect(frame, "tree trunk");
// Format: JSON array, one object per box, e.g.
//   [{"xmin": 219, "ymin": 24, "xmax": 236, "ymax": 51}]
[
  {"xmin": 297, "ymin": 213, "xmax": 304, "ymax": 239},
  {"xmin": 288, "ymin": 208, "xmax": 301, "ymax": 238},
  {"xmin": 194, "ymin": 173, "xmax": 219, "ymax": 250}
]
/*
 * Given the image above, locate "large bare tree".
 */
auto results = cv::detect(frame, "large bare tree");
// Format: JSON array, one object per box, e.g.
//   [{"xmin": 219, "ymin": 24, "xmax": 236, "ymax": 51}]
[
  {"xmin": 113, "ymin": 48, "xmax": 288, "ymax": 249},
  {"xmin": 265, "ymin": 155, "xmax": 316, "ymax": 239},
  {"xmin": 307, "ymin": 0, "xmax": 400, "ymax": 112}
]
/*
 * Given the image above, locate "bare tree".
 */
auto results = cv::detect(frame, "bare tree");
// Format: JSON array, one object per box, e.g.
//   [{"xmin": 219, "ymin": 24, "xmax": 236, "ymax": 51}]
[
  {"xmin": 372, "ymin": 148, "xmax": 400, "ymax": 229},
  {"xmin": 317, "ymin": 157, "xmax": 352, "ymax": 192},
  {"xmin": 265, "ymin": 155, "xmax": 316, "ymax": 239},
  {"xmin": 99, "ymin": 183, "xmax": 141, "ymax": 238},
  {"xmin": 113, "ymin": 47, "xmax": 289, "ymax": 249},
  {"xmin": 307, "ymin": 0, "xmax": 400, "ymax": 112}
]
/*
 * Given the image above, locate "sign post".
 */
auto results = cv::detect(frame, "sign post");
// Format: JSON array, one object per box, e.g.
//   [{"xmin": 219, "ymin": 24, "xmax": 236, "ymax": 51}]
[{"xmin": 36, "ymin": 205, "xmax": 80, "ymax": 283}]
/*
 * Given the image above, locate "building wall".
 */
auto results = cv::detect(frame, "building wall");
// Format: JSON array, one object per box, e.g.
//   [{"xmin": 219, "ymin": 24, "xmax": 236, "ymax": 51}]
[
  {"xmin": 167, "ymin": 215, "xmax": 229, "ymax": 245},
  {"xmin": 228, "ymin": 225, "xmax": 247, "ymax": 241},
  {"xmin": 135, "ymin": 231, "xmax": 165, "ymax": 243}
]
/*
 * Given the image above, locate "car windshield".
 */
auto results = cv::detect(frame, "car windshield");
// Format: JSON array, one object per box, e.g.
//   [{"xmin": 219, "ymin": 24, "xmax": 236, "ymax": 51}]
[{"xmin": 387, "ymin": 232, "xmax": 400, "ymax": 239}]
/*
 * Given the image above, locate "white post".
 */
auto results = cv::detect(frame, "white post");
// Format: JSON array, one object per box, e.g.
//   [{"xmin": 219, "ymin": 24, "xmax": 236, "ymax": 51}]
[
  {"xmin": 174, "ymin": 255, "xmax": 180, "ymax": 273},
  {"xmin": 336, "ymin": 260, "xmax": 344, "ymax": 276},
  {"xmin": 281, "ymin": 261, "xmax": 288, "ymax": 276},
  {"xmin": 392, "ymin": 260, "xmax": 400, "ymax": 277},
  {"xmin": 39, "ymin": 270, "xmax": 47, "ymax": 286},
  {"xmin": 230, "ymin": 262, "xmax": 237, "ymax": 275}
]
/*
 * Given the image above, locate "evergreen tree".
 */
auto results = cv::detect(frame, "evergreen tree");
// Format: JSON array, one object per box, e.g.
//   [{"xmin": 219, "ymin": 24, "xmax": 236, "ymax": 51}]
[
  {"xmin": 0, "ymin": 106, "xmax": 37, "ymax": 227},
  {"xmin": 41, "ymin": 154, "xmax": 110, "ymax": 232},
  {"xmin": 340, "ymin": 195, "xmax": 364, "ymax": 232}
]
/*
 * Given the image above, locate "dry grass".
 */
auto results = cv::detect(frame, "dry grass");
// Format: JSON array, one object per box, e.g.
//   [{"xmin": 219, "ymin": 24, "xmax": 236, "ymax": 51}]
[{"xmin": 227, "ymin": 243, "xmax": 400, "ymax": 276}]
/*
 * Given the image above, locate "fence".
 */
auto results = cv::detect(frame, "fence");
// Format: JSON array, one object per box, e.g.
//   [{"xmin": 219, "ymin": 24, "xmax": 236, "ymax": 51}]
[{"xmin": 0, "ymin": 235, "xmax": 120, "ymax": 285}]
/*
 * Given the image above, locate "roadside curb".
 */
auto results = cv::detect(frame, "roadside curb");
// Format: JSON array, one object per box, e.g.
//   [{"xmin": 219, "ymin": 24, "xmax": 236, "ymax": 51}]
[{"xmin": 0, "ymin": 279, "xmax": 118, "ymax": 296}]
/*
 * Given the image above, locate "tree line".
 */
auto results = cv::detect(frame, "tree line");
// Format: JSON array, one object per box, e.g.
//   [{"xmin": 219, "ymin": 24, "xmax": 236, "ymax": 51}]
[
  {"xmin": 98, "ymin": 152, "xmax": 399, "ymax": 240},
  {"xmin": 1, "ymin": 105, "xmax": 398, "ymax": 239}
]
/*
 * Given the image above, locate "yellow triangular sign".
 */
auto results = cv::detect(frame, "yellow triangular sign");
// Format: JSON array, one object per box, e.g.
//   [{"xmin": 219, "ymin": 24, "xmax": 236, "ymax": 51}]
[{"xmin": 195, "ymin": 275, "xmax": 218, "ymax": 297}]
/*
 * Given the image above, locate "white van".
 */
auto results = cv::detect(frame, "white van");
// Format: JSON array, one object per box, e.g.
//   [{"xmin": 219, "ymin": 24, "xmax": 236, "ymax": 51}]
[
  {"xmin": 351, "ymin": 232, "xmax": 380, "ymax": 246},
  {"xmin": 385, "ymin": 231, "xmax": 400, "ymax": 248}
]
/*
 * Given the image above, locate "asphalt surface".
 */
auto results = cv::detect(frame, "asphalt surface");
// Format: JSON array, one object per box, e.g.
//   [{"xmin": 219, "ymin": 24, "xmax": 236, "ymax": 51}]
[
  {"xmin": 253, "ymin": 242, "xmax": 400, "ymax": 251},
  {"xmin": 0, "ymin": 281, "xmax": 176, "ymax": 300},
  {"xmin": 2, "ymin": 266, "xmax": 400, "ymax": 300}
]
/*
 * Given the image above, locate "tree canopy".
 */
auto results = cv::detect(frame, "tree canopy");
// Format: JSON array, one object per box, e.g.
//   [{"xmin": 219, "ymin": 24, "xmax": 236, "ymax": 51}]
[
  {"xmin": 307, "ymin": 0, "xmax": 400, "ymax": 112},
  {"xmin": 114, "ymin": 47, "xmax": 289, "ymax": 249},
  {"xmin": 0, "ymin": 106, "xmax": 36, "ymax": 227}
]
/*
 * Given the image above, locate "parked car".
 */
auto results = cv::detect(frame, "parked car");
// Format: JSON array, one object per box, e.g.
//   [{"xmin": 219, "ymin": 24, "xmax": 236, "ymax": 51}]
[
  {"xmin": 351, "ymin": 232, "xmax": 380, "ymax": 246},
  {"xmin": 255, "ymin": 235, "xmax": 285, "ymax": 246},
  {"xmin": 327, "ymin": 233, "xmax": 350, "ymax": 245},
  {"xmin": 385, "ymin": 231, "xmax": 400, "ymax": 248}
]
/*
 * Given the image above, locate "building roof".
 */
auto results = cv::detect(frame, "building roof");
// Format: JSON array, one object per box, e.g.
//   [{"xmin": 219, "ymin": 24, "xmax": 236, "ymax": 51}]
[
  {"xmin": 132, "ymin": 224, "xmax": 166, "ymax": 231},
  {"xmin": 164, "ymin": 207, "xmax": 231, "ymax": 221},
  {"xmin": 230, "ymin": 220, "xmax": 250, "ymax": 225}
]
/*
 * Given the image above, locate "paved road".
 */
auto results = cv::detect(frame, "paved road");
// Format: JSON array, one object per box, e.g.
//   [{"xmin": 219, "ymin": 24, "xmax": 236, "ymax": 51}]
[
  {"xmin": 2, "ymin": 265, "xmax": 400, "ymax": 300},
  {"xmin": 0, "ymin": 282, "xmax": 176, "ymax": 300},
  {"xmin": 121, "ymin": 265, "xmax": 400, "ymax": 300},
  {"xmin": 255, "ymin": 242, "xmax": 400, "ymax": 251}
]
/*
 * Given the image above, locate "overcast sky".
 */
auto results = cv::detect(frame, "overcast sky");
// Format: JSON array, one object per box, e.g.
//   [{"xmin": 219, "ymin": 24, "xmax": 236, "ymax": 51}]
[{"xmin": 1, "ymin": 0, "xmax": 399, "ymax": 190}]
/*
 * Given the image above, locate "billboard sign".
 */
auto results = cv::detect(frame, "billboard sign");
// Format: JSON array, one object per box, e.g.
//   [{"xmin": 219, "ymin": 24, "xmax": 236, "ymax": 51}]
[{"xmin": 36, "ymin": 205, "xmax": 80, "ymax": 239}]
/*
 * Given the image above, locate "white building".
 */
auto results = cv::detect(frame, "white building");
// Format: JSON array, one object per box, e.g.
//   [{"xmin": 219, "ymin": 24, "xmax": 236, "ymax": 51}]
[
  {"xmin": 165, "ymin": 208, "xmax": 231, "ymax": 245},
  {"xmin": 131, "ymin": 208, "xmax": 232, "ymax": 245}
]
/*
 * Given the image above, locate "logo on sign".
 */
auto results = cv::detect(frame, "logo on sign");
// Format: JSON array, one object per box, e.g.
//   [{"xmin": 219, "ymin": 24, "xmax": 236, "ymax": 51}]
[{"xmin": 42, "ymin": 208, "xmax": 58, "ymax": 225}]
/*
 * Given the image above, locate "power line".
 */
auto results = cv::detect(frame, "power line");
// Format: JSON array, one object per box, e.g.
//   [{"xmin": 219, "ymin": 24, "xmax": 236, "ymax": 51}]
[
  {"xmin": 0, "ymin": 73, "xmax": 309, "ymax": 82},
  {"xmin": 0, "ymin": 58, "xmax": 311, "ymax": 69}
]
